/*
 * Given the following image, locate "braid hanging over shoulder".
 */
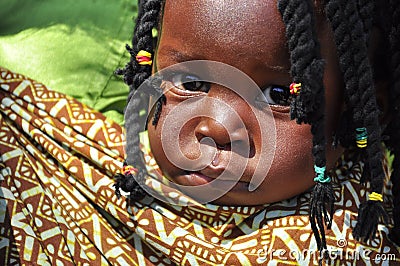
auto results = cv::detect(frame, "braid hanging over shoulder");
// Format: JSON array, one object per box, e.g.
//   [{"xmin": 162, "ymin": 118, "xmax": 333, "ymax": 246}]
[{"xmin": 114, "ymin": 0, "xmax": 164, "ymax": 202}]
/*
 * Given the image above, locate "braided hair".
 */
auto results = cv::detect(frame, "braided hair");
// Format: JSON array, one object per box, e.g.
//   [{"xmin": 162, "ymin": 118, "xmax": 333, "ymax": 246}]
[
  {"xmin": 114, "ymin": 0, "xmax": 164, "ymax": 201},
  {"xmin": 278, "ymin": 0, "xmax": 399, "ymax": 249},
  {"xmin": 278, "ymin": 0, "xmax": 334, "ymax": 254},
  {"xmin": 321, "ymin": 0, "xmax": 397, "ymax": 244},
  {"xmin": 115, "ymin": 0, "xmax": 400, "ymax": 251}
]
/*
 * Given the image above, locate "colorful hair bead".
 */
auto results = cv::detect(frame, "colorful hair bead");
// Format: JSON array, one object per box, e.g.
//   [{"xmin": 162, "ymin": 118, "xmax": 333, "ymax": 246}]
[
  {"xmin": 313, "ymin": 165, "xmax": 331, "ymax": 183},
  {"xmin": 368, "ymin": 192, "xmax": 383, "ymax": 202},
  {"xmin": 136, "ymin": 50, "xmax": 153, "ymax": 65},
  {"xmin": 290, "ymin": 82, "xmax": 301, "ymax": 95},
  {"xmin": 355, "ymin": 127, "xmax": 368, "ymax": 148},
  {"xmin": 123, "ymin": 165, "xmax": 138, "ymax": 176}
]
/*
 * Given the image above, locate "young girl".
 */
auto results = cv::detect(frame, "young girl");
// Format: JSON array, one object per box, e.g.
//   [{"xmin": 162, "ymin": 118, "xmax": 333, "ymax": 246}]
[
  {"xmin": 115, "ymin": 0, "xmax": 400, "ymax": 264},
  {"xmin": 0, "ymin": 0, "xmax": 399, "ymax": 265}
]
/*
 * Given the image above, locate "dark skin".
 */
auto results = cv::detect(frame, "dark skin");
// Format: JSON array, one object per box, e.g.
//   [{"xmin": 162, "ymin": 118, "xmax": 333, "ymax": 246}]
[{"xmin": 147, "ymin": 0, "xmax": 351, "ymax": 205}]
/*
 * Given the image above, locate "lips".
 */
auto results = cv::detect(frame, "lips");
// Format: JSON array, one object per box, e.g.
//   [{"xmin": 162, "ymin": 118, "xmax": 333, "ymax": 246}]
[
  {"xmin": 185, "ymin": 171, "xmax": 215, "ymax": 186},
  {"xmin": 175, "ymin": 146, "xmax": 252, "ymax": 190},
  {"xmin": 181, "ymin": 169, "xmax": 249, "ymax": 191}
]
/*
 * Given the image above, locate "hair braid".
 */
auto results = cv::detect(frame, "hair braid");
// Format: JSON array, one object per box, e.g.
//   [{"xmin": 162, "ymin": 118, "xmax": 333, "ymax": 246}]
[
  {"xmin": 347, "ymin": 0, "xmax": 376, "ymax": 184},
  {"xmin": 386, "ymin": 0, "xmax": 400, "ymax": 245},
  {"xmin": 278, "ymin": 0, "xmax": 325, "ymax": 124},
  {"xmin": 115, "ymin": 0, "xmax": 146, "ymax": 87},
  {"xmin": 344, "ymin": 0, "xmax": 373, "ymax": 127},
  {"xmin": 356, "ymin": 0, "xmax": 375, "ymax": 40},
  {"xmin": 131, "ymin": 0, "xmax": 162, "ymax": 96},
  {"xmin": 278, "ymin": 0, "xmax": 333, "ymax": 255},
  {"xmin": 346, "ymin": 0, "xmax": 388, "ymax": 242},
  {"xmin": 114, "ymin": 91, "xmax": 148, "ymax": 200},
  {"xmin": 114, "ymin": 0, "xmax": 163, "ymax": 202},
  {"xmin": 324, "ymin": 0, "xmax": 362, "ymax": 147},
  {"xmin": 326, "ymin": 0, "xmax": 374, "ymax": 152}
]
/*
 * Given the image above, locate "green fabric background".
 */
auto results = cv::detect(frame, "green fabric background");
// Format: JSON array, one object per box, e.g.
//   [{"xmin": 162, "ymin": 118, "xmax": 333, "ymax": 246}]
[{"xmin": 0, "ymin": 0, "xmax": 138, "ymax": 124}]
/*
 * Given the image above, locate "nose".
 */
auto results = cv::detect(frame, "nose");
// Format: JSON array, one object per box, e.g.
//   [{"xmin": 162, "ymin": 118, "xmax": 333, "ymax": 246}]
[
  {"xmin": 194, "ymin": 114, "xmax": 253, "ymax": 158},
  {"xmin": 194, "ymin": 118, "xmax": 246, "ymax": 146},
  {"xmin": 191, "ymin": 87, "xmax": 256, "ymax": 157}
]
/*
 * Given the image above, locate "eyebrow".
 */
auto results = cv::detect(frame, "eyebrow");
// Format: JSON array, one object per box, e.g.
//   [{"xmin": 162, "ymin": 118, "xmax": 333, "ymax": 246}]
[
  {"xmin": 157, "ymin": 46, "xmax": 202, "ymax": 63},
  {"xmin": 265, "ymin": 64, "xmax": 291, "ymax": 74},
  {"xmin": 157, "ymin": 45, "xmax": 291, "ymax": 74}
]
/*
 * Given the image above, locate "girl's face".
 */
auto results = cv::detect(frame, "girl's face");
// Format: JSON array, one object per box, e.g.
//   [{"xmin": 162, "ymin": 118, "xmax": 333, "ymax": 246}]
[{"xmin": 147, "ymin": 0, "xmax": 344, "ymax": 205}]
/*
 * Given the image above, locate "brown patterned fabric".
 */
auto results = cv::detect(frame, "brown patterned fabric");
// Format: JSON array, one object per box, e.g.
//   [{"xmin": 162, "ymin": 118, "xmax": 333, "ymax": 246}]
[{"xmin": 0, "ymin": 67, "xmax": 399, "ymax": 265}]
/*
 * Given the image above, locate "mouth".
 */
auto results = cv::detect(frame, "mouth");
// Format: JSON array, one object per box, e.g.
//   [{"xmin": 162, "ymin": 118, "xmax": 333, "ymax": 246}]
[
  {"xmin": 185, "ymin": 171, "xmax": 215, "ymax": 186},
  {"xmin": 181, "ymin": 171, "xmax": 250, "ymax": 191}
]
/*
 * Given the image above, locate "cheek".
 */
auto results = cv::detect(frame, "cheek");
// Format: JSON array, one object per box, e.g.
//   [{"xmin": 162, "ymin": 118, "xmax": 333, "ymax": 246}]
[
  {"xmin": 245, "ymin": 113, "xmax": 316, "ymax": 203},
  {"xmin": 147, "ymin": 101, "xmax": 202, "ymax": 177},
  {"xmin": 321, "ymin": 55, "xmax": 346, "ymax": 168},
  {"xmin": 147, "ymin": 103, "xmax": 179, "ymax": 176},
  {"xmin": 178, "ymin": 119, "xmax": 202, "ymax": 160},
  {"xmin": 324, "ymin": 70, "xmax": 344, "ymax": 140},
  {"xmin": 268, "ymin": 119, "xmax": 315, "ymax": 186},
  {"xmin": 320, "ymin": 26, "xmax": 345, "ymax": 141},
  {"xmin": 257, "ymin": 112, "xmax": 343, "ymax": 202},
  {"xmin": 147, "ymin": 119, "xmax": 164, "ymax": 167}
]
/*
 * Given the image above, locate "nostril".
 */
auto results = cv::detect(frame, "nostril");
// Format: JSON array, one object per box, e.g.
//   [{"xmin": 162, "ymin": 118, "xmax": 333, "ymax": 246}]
[
  {"xmin": 198, "ymin": 136, "xmax": 255, "ymax": 158},
  {"xmin": 194, "ymin": 118, "xmax": 253, "ymax": 155},
  {"xmin": 231, "ymin": 139, "xmax": 255, "ymax": 158},
  {"xmin": 199, "ymin": 136, "xmax": 216, "ymax": 147},
  {"xmin": 199, "ymin": 136, "xmax": 229, "ymax": 150},
  {"xmin": 216, "ymin": 143, "xmax": 231, "ymax": 151}
]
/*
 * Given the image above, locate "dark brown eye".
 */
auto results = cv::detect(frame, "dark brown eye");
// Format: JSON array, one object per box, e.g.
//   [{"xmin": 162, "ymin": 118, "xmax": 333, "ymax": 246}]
[
  {"xmin": 261, "ymin": 85, "xmax": 291, "ymax": 106},
  {"xmin": 172, "ymin": 73, "xmax": 210, "ymax": 92}
]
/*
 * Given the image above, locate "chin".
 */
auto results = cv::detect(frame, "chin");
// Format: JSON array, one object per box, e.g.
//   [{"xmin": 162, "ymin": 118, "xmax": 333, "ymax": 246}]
[
  {"xmin": 209, "ymin": 192, "xmax": 269, "ymax": 206},
  {"xmin": 176, "ymin": 187, "xmax": 271, "ymax": 206}
]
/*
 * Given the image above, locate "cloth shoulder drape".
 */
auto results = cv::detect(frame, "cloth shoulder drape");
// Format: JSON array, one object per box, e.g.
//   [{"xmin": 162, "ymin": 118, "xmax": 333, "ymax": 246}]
[{"xmin": 1, "ymin": 67, "xmax": 399, "ymax": 265}]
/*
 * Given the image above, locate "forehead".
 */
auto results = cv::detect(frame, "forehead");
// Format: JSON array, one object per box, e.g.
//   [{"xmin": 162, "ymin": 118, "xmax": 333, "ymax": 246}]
[
  {"xmin": 159, "ymin": 0, "xmax": 290, "ymax": 71},
  {"xmin": 163, "ymin": 0, "xmax": 282, "ymax": 47}
]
